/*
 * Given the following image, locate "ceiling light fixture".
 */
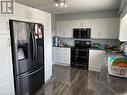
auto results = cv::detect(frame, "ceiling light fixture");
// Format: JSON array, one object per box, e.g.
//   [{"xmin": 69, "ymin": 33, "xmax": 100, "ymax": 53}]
[{"xmin": 55, "ymin": 0, "xmax": 67, "ymax": 8}]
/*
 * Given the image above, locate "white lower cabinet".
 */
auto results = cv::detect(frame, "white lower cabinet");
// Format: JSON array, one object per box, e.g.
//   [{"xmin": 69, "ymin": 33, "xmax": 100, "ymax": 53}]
[
  {"xmin": 0, "ymin": 35, "xmax": 15, "ymax": 95},
  {"xmin": 89, "ymin": 50, "xmax": 106, "ymax": 72},
  {"xmin": 53, "ymin": 47, "xmax": 70, "ymax": 65}
]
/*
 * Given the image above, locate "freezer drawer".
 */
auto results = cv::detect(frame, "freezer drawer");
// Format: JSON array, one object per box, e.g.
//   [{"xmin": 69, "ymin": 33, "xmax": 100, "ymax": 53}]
[{"xmin": 16, "ymin": 67, "xmax": 44, "ymax": 95}]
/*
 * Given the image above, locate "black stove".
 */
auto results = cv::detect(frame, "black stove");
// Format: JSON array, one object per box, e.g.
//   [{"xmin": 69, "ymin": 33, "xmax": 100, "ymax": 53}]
[{"xmin": 71, "ymin": 40, "xmax": 91, "ymax": 70}]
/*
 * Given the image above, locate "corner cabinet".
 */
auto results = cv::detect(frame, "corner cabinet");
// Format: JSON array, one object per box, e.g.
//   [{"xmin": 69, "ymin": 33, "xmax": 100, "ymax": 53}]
[
  {"xmin": 0, "ymin": 35, "xmax": 15, "ymax": 95},
  {"xmin": 89, "ymin": 50, "xmax": 106, "ymax": 72}
]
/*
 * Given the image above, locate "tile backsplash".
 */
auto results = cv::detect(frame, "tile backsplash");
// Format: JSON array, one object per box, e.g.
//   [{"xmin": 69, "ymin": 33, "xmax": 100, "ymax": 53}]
[{"xmin": 53, "ymin": 37, "xmax": 119, "ymax": 47}]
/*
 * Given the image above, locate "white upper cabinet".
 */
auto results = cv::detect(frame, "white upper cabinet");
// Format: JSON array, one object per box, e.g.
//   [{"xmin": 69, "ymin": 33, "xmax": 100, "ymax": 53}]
[
  {"xmin": 91, "ymin": 18, "xmax": 119, "ymax": 39},
  {"xmin": 29, "ymin": 8, "xmax": 42, "ymax": 23},
  {"xmin": 91, "ymin": 19, "xmax": 100, "ymax": 38},
  {"xmin": 14, "ymin": 3, "xmax": 42, "ymax": 23},
  {"xmin": 14, "ymin": 3, "xmax": 29, "ymax": 21},
  {"xmin": 73, "ymin": 20, "xmax": 92, "ymax": 28},
  {"xmin": 119, "ymin": 14, "xmax": 127, "ymax": 41},
  {"xmin": 56, "ymin": 21, "xmax": 73, "ymax": 38},
  {"xmin": 56, "ymin": 18, "xmax": 119, "ymax": 39},
  {"xmin": 0, "ymin": 17, "xmax": 10, "ymax": 34},
  {"xmin": 99, "ymin": 18, "xmax": 110, "ymax": 39},
  {"xmin": 109, "ymin": 18, "xmax": 120, "ymax": 39}
]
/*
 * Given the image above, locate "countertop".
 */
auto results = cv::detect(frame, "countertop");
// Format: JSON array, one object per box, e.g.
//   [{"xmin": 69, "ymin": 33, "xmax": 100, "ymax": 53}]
[
  {"xmin": 53, "ymin": 46, "xmax": 116, "ymax": 51},
  {"xmin": 87, "ymin": 53, "xmax": 127, "ymax": 95}
]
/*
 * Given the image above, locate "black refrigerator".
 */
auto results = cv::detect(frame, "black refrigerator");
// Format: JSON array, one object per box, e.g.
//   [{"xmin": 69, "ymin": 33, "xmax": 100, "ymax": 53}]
[{"xmin": 9, "ymin": 20, "xmax": 45, "ymax": 95}]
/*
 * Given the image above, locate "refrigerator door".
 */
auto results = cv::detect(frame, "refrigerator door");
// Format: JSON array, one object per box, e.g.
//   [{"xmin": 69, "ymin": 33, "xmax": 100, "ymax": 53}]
[
  {"xmin": 31, "ymin": 24, "xmax": 44, "ymax": 69},
  {"xmin": 10, "ymin": 21, "xmax": 35, "ymax": 75},
  {"xmin": 16, "ymin": 67, "xmax": 44, "ymax": 95}
]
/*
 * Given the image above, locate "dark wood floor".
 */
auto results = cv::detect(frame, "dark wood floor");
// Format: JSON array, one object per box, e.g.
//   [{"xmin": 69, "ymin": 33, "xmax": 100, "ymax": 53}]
[{"xmin": 35, "ymin": 65, "xmax": 99, "ymax": 95}]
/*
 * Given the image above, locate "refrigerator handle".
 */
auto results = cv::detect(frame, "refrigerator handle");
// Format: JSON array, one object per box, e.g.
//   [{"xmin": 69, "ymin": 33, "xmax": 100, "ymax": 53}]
[
  {"xmin": 30, "ymin": 32, "xmax": 36, "ymax": 63},
  {"xmin": 33, "ymin": 32, "xmax": 37, "ymax": 63}
]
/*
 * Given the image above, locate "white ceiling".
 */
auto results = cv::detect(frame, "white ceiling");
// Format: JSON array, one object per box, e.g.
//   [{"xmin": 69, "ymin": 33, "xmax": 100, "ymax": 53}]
[{"xmin": 15, "ymin": 0, "xmax": 121, "ymax": 14}]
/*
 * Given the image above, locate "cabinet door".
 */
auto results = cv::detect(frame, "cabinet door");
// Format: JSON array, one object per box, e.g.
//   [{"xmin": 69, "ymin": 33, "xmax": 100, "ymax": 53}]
[
  {"xmin": 91, "ymin": 19, "xmax": 100, "ymax": 38},
  {"xmin": 109, "ymin": 18, "xmax": 120, "ymax": 39},
  {"xmin": 89, "ymin": 50, "xmax": 105, "ymax": 72},
  {"xmin": 72, "ymin": 20, "xmax": 81, "ymax": 28},
  {"xmin": 14, "ymin": 3, "xmax": 29, "ymax": 21},
  {"xmin": 44, "ymin": 37, "xmax": 52, "ymax": 82},
  {"xmin": 82, "ymin": 20, "xmax": 92, "ymax": 28},
  {"xmin": 56, "ymin": 21, "xmax": 64, "ymax": 37},
  {"xmin": 119, "ymin": 17, "xmax": 127, "ymax": 41},
  {"xmin": 100, "ymin": 18, "xmax": 110, "ymax": 39},
  {"xmin": 0, "ymin": 17, "xmax": 9, "ymax": 34},
  {"xmin": 29, "ymin": 7, "xmax": 42, "ymax": 23},
  {"xmin": 62, "ymin": 21, "xmax": 73, "ymax": 38},
  {"xmin": 0, "ymin": 35, "xmax": 15, "ymax": 95},
  {"xmin": 56, "ymin": 21, "xmax": 72, "ymax": 38},
  {"xmin": 0, "ymin": 75, "xmax": 14, "ymax": 95},
  {"xmin": 72, "ymin": 20, "xmax": 92, "ymax": 28},
  {"xmin": 53, "ymin": 47, "xmax": 70, "ymax": 64}
]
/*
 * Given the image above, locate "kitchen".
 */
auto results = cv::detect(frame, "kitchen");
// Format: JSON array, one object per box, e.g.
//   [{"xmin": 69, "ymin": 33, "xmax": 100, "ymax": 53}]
[{"xmin": 0, "ymin": 0, "xmax": 127, "ymax": 95}]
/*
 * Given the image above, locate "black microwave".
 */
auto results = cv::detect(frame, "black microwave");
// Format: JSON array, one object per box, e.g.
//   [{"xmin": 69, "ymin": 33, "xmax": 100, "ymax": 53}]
[{"xmin": 73, "ymin": 28, "xmax": 91, "ymax": 39}]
